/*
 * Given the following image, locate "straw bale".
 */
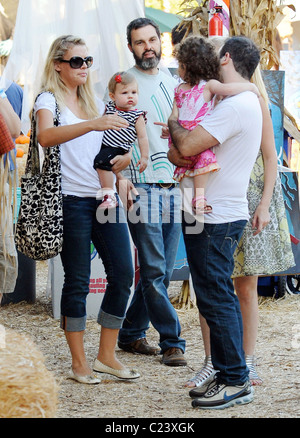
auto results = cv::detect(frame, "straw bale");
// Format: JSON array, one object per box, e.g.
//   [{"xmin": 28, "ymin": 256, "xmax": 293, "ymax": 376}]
[{"xmin": 0, "ymin": 328, "xmax": 59, "ymax": 418}]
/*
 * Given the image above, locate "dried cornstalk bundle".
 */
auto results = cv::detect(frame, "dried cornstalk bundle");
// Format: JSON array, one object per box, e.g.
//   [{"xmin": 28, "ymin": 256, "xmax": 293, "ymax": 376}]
[
  {"xmin": 177, "ymin": 0, "xmax": 210, "ymax": 38},
  {"xmin": 179, "ymin": 0, "xmax": 296, "ymax": 69},
  {"xmin": 170, "ymin": 280, "xmax": 196, "ymax": 309},
  {"xmin": 0, "ymin": 329, "xmax": 59, "ymax": 418},
  {"xmin": 230, "ymin": 0, "xmax": 293, "ymax": 69}
]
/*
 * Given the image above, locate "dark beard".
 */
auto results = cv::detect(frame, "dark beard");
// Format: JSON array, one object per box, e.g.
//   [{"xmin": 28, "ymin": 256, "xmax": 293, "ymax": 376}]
[{"xmin": 133, "ymin": 49, "xmax": 161, "ymax": 70}]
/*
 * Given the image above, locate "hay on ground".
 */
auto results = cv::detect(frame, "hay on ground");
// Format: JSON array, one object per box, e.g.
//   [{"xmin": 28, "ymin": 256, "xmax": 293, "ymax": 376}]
[{"xmin": 0, "ymin": 328, "xmax": 59, "ymax": 418}]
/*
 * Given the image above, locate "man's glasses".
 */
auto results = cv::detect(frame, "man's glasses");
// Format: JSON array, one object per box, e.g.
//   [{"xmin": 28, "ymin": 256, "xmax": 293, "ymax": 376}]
[{"xmin": 60, "ymin": 56, "xmax": 93, "ymax": 69}]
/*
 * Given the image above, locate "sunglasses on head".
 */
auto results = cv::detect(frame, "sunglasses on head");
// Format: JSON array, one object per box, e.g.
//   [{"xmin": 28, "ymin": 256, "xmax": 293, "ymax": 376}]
[{"xmin": 60, "ymin": 56, "xmax": 93, "ymax": 69}]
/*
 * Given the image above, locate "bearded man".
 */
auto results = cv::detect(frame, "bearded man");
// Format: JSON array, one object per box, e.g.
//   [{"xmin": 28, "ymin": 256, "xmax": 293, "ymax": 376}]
[{"xmin": 117, "ymin": 18, "xmax": 187, "ymax": 367}]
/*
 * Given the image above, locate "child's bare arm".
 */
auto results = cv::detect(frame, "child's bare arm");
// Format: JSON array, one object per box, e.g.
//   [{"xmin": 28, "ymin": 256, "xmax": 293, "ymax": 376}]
[
  {"xmin": 135, "ymin": 115, "xmax": 149, "ymax": 173},
  {"xmin": 204, "ymin": 79, "xmax": 260, "ymax": 101}
]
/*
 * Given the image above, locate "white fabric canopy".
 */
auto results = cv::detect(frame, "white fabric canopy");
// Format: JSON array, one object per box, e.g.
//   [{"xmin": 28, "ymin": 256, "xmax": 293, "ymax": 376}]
[{"xmin": 0, "ymin": 0, "xmax": 144, "ymax": 132}]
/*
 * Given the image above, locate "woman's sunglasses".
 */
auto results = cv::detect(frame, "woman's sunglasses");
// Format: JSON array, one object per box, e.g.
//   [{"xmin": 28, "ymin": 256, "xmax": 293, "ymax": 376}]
[{"xmin": 60, "ymin": 56, "xmax": 93, "ymax": 69}]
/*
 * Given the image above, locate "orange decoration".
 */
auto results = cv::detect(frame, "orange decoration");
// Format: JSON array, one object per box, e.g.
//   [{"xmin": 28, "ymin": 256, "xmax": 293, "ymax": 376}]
[
  {"xmin": 16, "ymin": 148, "xmax": 24, "ymax": 157},
  {"xmin": 15, "ymin": 134, "xmax": 30, "ymax": 144}
]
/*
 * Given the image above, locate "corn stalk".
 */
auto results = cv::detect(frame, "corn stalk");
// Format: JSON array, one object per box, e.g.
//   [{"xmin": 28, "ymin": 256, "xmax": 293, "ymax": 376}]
[
  {"xmin": 170, "ymin": 280, "xmax": 195, "ymax": 309},
  {"xmin": 176, "ymin": 0, "xmax": 210, "ymax": 38}
]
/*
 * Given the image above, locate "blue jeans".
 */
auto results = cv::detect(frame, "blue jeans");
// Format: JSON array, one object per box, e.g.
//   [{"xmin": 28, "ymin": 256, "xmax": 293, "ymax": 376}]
[
  {"xmin": 182, "ymin": 212, "xmax": 249, "ymax": 385},
  {"xmin": 60, "ymin": 195, "xmax": 133, "ymax": 332},
  {"xmin": 119, "ymin": 184, "xmax": 186, "ymax": 353}
]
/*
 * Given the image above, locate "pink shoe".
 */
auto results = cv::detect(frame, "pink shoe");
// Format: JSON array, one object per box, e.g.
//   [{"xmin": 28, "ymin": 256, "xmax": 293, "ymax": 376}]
[
  {"xmin": 192, "ymin": 195, "xmax": 212, "ymax": 215},
  {"xmin": 98, "ymin": 194, "xmax": 118, "ymax": 209}
]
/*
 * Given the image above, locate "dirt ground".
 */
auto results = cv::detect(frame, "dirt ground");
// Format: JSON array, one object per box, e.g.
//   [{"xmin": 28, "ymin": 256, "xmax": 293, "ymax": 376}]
[{"xmin": 1, "ymin": 260, "xmax": 300, "ymax": 420}]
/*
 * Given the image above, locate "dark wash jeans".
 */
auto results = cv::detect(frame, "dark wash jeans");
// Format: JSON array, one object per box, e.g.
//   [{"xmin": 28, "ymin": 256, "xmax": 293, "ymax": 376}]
[
  {"xmin": 118, "ymin": 184, "xmax": 186, "ymax": 353},
  {"xmin": 182, "ymin": 212, "xmax": 249, "ymax": 385},
  {"xmin": 60, "ymin": 195, "xmax": 133, "ymax": 332}
]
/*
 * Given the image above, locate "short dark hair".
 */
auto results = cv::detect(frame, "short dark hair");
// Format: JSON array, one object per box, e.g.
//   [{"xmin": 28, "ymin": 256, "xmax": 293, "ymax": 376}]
[
  {"xmin": 175, "ymin": 36, "xmax": 221, "ymax": 86},
  {"xmin": 127, "ymin": 17, "xmax": 161, "ymax": 46},
  {"xmin": 219, "ymin": 36, "xmax": 260, "ymax": 80}
]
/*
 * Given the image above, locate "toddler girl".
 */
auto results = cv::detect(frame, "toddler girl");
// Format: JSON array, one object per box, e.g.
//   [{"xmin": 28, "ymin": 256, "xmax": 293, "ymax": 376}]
[
  {"xmin": 94, "ymin": 71, "xmax": 148, "ymax": 210},
  {"xmin": 171, "ymin": 36, "xmax": 259, "ymax": 214}
]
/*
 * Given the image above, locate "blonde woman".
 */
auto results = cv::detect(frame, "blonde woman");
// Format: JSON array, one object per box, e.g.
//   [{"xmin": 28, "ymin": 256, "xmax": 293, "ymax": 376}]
[{"xmin": 34, "ymin": 35, "xmax": 139, "ymax": 383}]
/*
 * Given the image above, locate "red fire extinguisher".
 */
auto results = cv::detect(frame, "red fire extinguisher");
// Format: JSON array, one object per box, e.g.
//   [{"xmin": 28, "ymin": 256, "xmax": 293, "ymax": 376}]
[{"xmin": 209, "ymin": 6, "xmax": 223, "ymax": 36}]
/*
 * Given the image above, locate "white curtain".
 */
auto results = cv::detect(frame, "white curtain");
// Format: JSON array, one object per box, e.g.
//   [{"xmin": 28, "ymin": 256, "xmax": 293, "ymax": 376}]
[{"xmin": 0, "ymin": 0, "xmax": 144, "ymax": 133}]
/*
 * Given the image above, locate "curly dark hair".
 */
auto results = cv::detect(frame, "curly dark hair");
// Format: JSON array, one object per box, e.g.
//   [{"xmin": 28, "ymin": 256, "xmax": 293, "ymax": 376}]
[{"xmin": 175, "ymin": 36, "xmax": 220, "ymax": 86}]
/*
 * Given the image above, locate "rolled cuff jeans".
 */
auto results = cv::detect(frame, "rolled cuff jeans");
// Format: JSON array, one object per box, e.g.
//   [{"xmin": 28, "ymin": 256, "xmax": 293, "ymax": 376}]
[
  {"xmin": 119, "ymin": 184, "xmax": 186, "ymax": 353},
  {"xmin": 60, "ymin": 195, "xmax": 133, "ymax": 332},
  {"xmin": 182, "ymin": 213, "xmax": 249, "ymax": 385}
]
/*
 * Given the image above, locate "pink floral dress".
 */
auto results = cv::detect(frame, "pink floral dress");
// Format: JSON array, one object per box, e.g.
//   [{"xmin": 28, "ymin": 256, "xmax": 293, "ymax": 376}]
[{"xmin": 171, "ymin": 80, "xmax": 220, "ymax": 182}]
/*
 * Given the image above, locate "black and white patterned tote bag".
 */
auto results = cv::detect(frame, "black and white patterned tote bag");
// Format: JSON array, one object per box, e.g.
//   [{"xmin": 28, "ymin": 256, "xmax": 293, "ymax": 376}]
[{"xmin": 15, "ymin": 92, "xmax": 63, "ymax": 261}]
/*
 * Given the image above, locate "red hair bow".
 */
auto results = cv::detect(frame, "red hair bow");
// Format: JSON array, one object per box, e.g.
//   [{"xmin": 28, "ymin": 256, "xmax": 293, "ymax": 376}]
[{"xmin": 115, "ymin": 74, "xmax": 122, "ymax": 83}]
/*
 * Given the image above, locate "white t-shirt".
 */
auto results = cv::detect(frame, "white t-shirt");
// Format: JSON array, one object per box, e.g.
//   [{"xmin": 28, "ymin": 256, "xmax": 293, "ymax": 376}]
[
  {"xmin": 34, "ymin": 92, "xmax": 105, "ymax": 197},
  {"xmin": 121, "ymin": 67, "xmax": 177, "ymax": 184},
  {"xmin": 180, "ymin": 91, "xmax": 262, "ymax": 224}
]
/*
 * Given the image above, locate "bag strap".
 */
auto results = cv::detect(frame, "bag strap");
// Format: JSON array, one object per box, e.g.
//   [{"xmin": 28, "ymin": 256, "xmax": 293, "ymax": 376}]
[{"xmin": 25, "ymin": 91, "xmax": 61, "ymax": 176}]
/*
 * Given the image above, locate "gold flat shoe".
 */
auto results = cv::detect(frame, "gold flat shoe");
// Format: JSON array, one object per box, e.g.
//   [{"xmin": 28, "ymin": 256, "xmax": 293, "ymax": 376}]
[
  {"xmin": 68, "ymin": 370, "xmax": 101, "ymax": 384},
  {"xmin": 93, "ymin": 359, "xmax": 140, "ymax": 380}
]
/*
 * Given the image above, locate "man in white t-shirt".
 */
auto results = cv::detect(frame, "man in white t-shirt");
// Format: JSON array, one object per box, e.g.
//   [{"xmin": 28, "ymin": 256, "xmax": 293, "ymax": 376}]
[{"xmin": 168, "ymin": 36, "xmax": 262, "ymax": 409}]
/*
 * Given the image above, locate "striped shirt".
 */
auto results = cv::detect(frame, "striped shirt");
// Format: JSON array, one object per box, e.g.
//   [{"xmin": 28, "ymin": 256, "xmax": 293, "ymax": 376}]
[{"xmin": 102, "ymin": 101, "xmax": 147, "ymax": 151}]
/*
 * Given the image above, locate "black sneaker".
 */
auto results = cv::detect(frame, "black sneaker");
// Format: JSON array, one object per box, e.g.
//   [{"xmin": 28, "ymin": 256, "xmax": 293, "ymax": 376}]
[{"xmin": 192, "ymin": 378, "xmax": 254, "ymax": 410}]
